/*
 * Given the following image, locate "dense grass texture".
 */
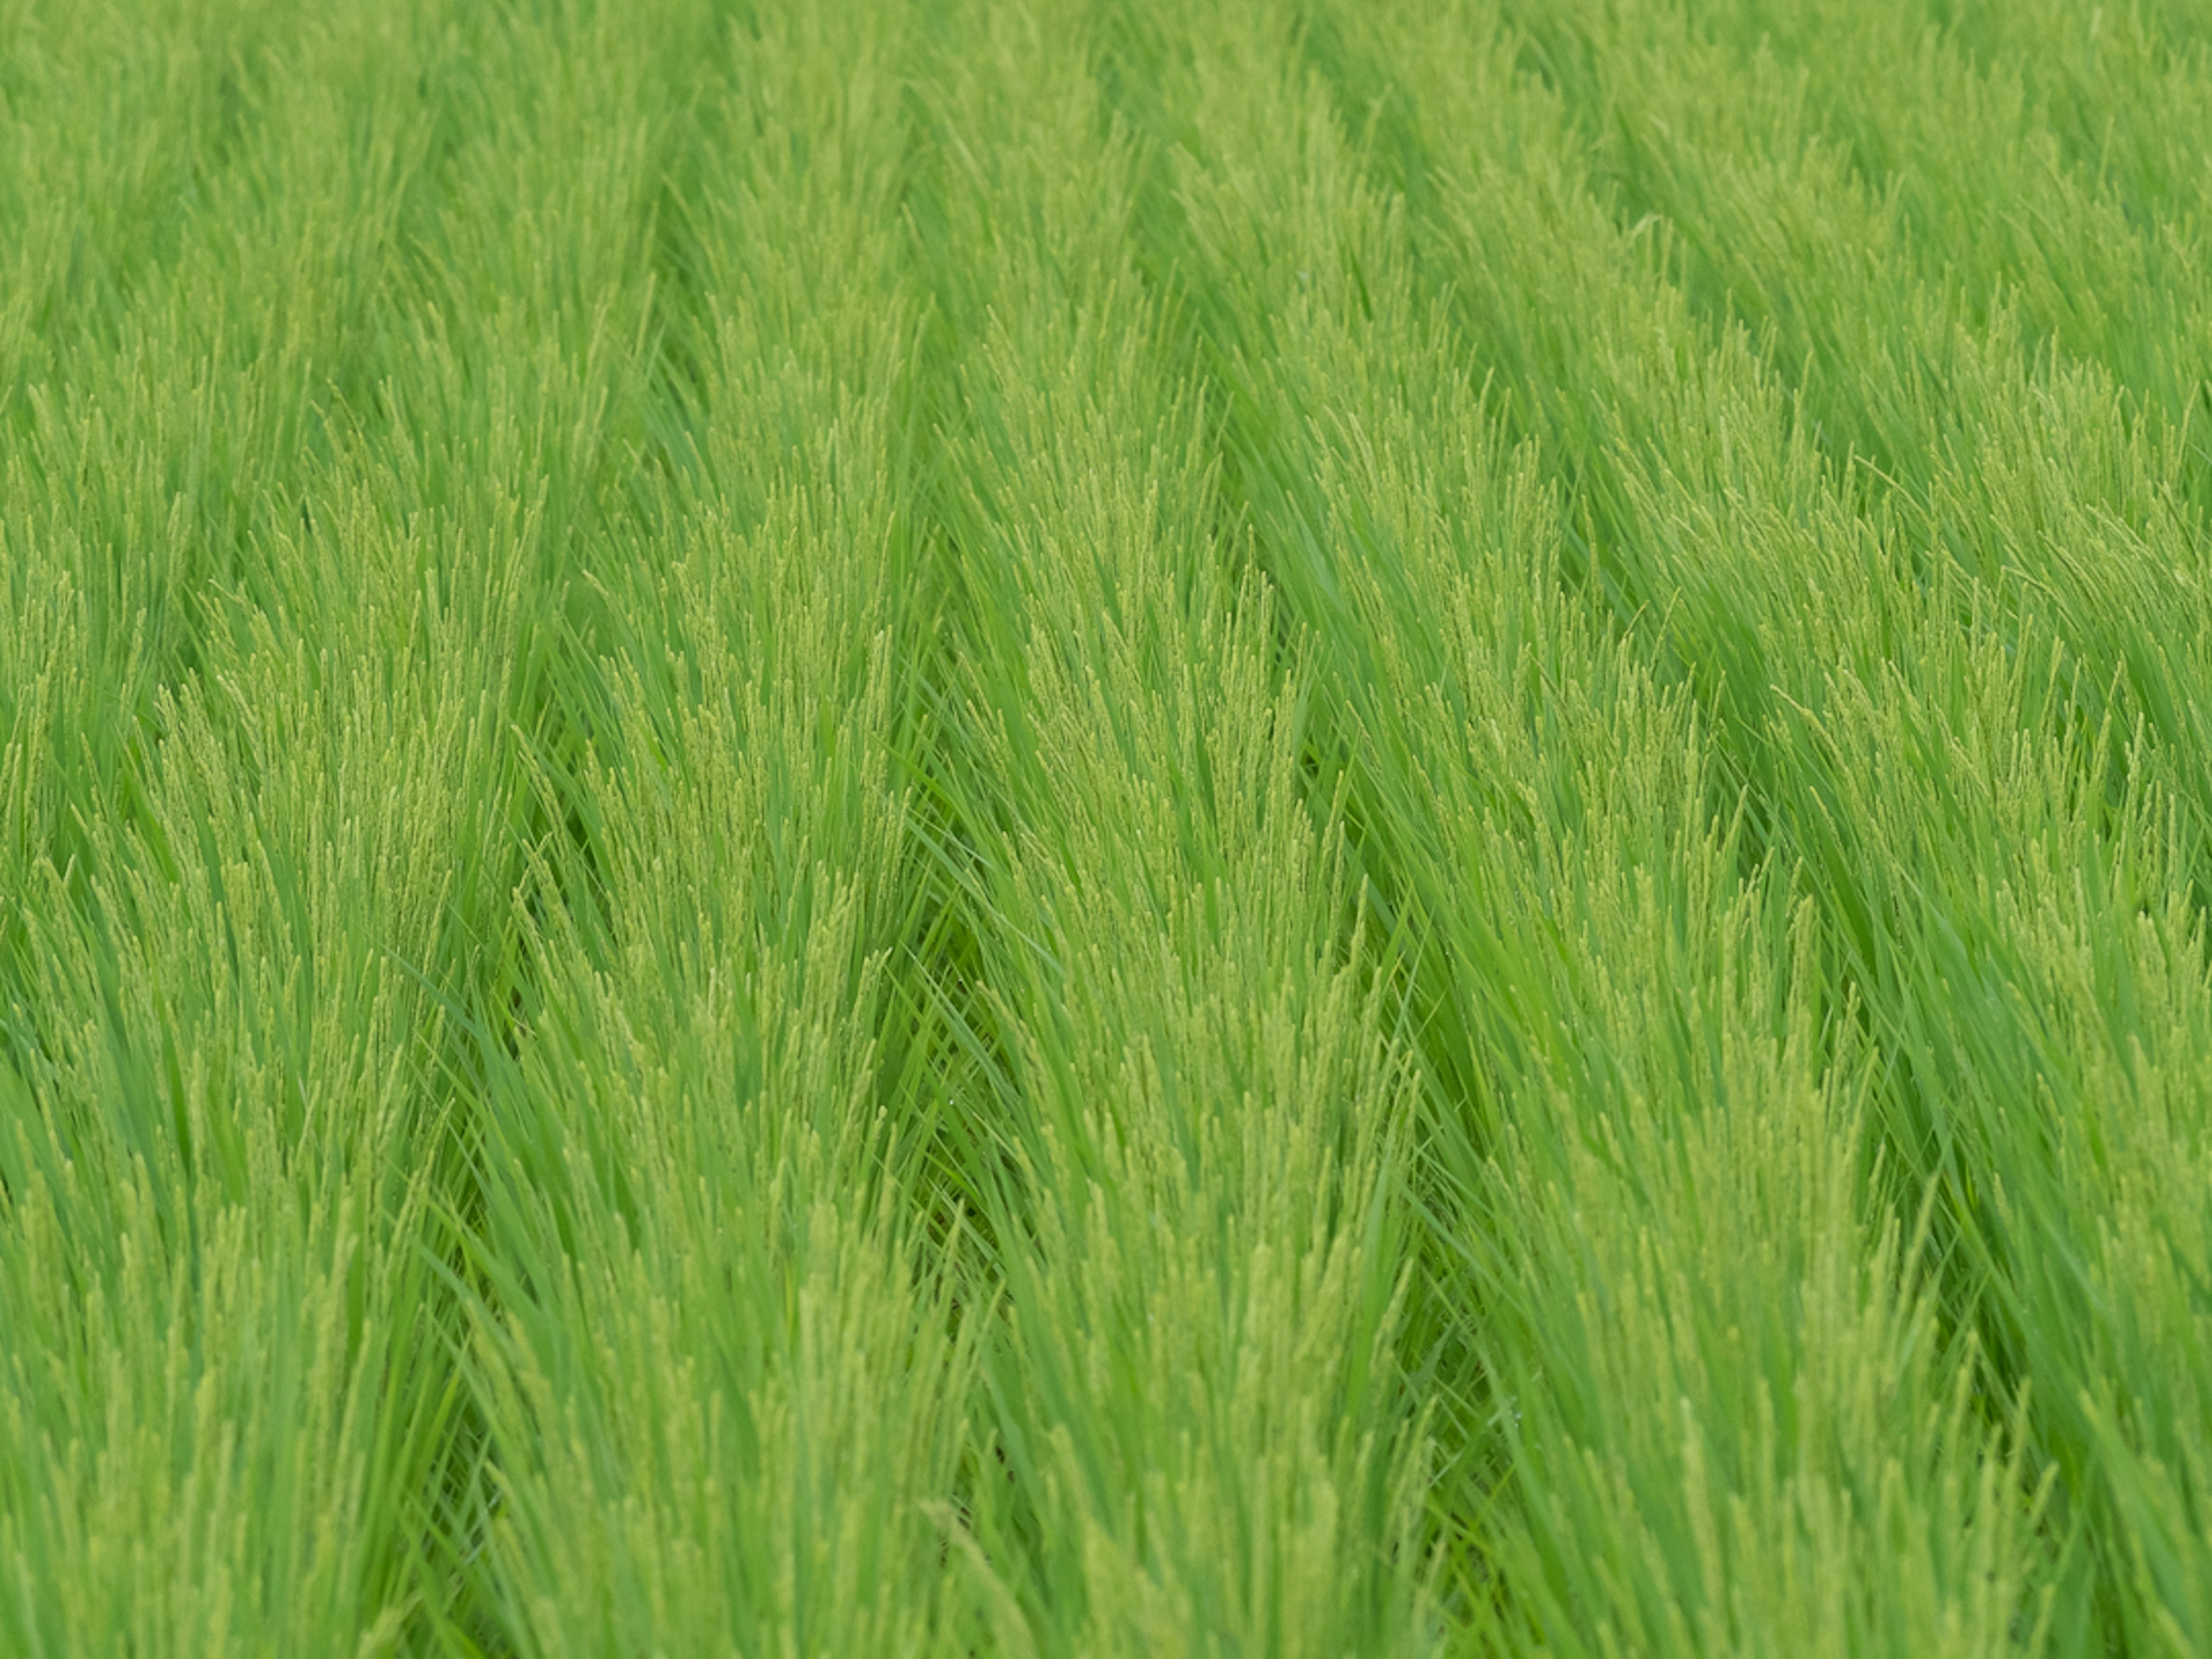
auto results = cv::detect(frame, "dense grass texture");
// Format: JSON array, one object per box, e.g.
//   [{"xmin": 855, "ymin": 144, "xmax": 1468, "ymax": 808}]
[{"xmin": 5, "ymin": 0, "xmax": 2212, "ymax": 1653}]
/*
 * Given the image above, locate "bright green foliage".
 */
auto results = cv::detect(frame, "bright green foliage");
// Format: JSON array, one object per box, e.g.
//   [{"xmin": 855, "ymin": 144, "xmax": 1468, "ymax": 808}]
[
  {"xmin": 5, "ymin": 1, "xmax": 2212, "ymax": 1654},
  {"xmin": 906, "ymin": 12, "xmax": 1428, "ymax": 1651},
  {"xmin": 452, "ymin": 8, "xmax": 982, "ymax": 1654}
]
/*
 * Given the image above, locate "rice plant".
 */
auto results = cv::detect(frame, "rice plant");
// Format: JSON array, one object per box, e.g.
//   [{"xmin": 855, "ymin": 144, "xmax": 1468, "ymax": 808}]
[{"xmin": 5, "ymin": 1, "xmax": 2211, "ymax": 1653}]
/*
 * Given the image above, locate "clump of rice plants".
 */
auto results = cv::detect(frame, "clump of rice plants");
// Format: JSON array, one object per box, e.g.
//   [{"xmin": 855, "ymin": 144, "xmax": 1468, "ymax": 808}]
[{"xmin": 5, "ymin": 0, "xmax": 2210, "ymax": 1653}]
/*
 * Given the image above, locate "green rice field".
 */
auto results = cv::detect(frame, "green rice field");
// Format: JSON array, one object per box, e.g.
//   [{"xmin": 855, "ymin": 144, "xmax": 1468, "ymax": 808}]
[{"xmin": 7, "ymin": 1, "xmax": 2212, "ymax": 1652}]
